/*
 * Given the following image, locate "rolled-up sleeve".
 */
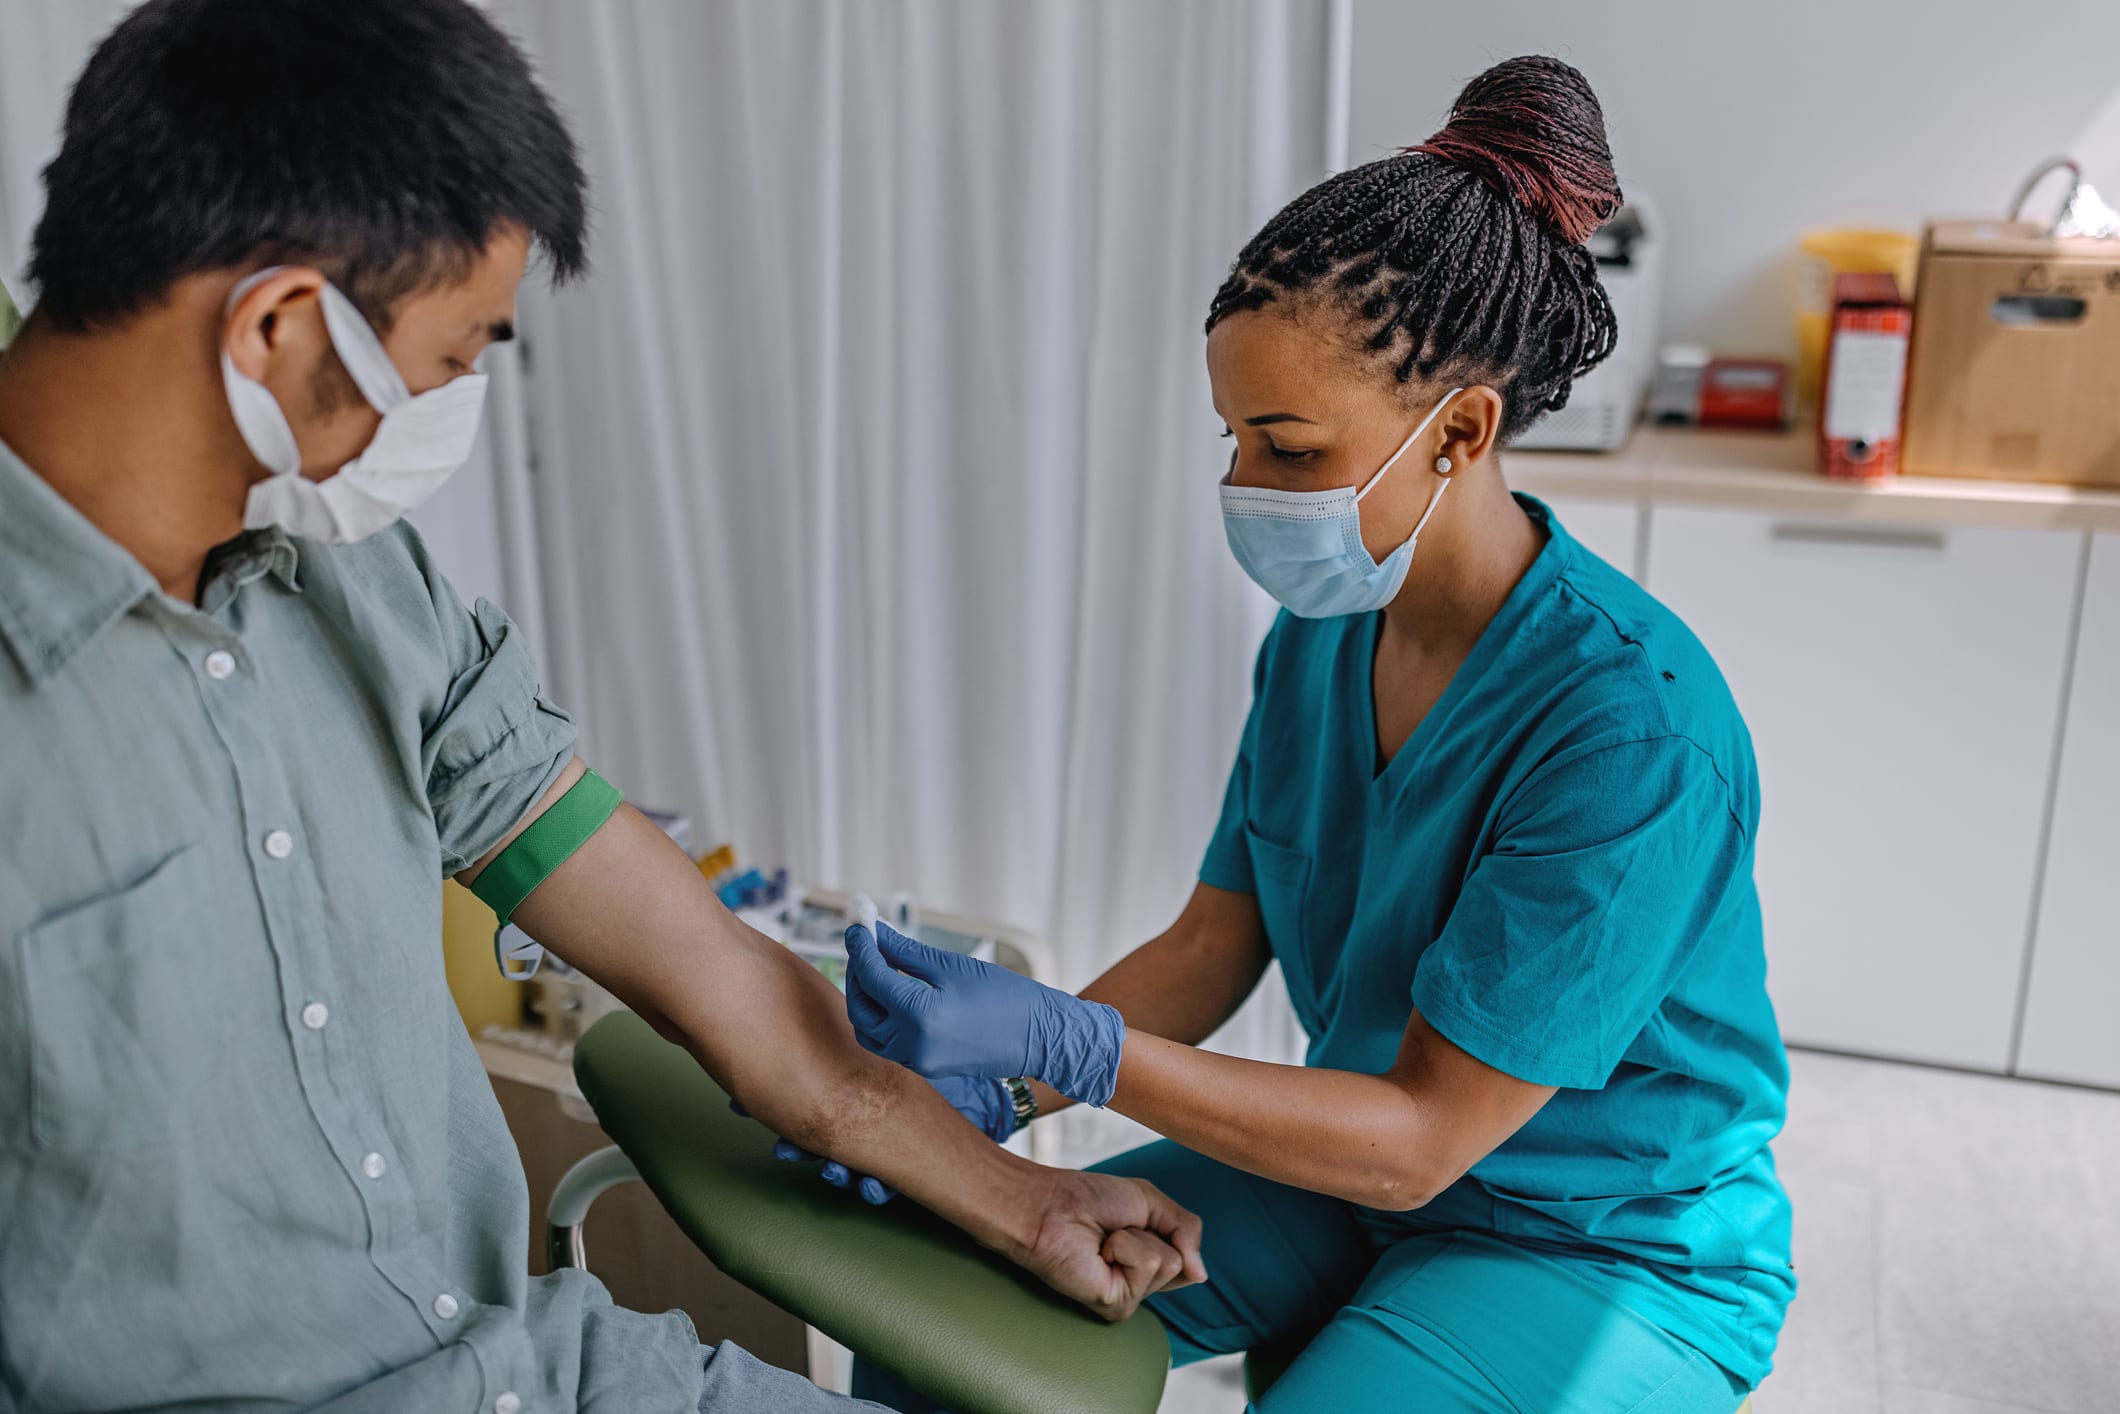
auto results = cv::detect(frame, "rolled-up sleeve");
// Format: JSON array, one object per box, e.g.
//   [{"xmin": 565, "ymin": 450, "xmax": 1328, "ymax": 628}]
[{"xmin": 422, "ymin": 596, "xmax": 577, "ymax": 875}]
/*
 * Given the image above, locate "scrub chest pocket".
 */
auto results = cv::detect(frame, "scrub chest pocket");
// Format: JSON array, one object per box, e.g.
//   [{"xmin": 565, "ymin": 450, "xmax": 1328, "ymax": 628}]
[
  {"xmin": 16, "ymin": 843, "xmax": 201, "ymax": 1154},
  {"xmin": 1244, "ymin": 825, "xmax": 1319, "ymax": 1014}
]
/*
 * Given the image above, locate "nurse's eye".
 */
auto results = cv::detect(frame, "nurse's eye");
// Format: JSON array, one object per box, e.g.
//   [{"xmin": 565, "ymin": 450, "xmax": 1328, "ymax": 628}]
[{"xmin": 1270, "ymin": 444, "xmax": 1319, "ymax": 464}]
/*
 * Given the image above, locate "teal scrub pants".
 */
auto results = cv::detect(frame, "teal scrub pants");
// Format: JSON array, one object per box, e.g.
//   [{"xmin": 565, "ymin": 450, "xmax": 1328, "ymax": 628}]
[{"xmin": 854, "ymin": 1140, "xmax": 1751, "ymax": 1413}]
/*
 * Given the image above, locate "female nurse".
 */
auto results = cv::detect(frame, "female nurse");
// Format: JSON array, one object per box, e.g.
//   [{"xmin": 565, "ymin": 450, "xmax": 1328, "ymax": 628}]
[{"xmin": 846, "ymin": 56, "xmax": 1791, "ymax": 1413}]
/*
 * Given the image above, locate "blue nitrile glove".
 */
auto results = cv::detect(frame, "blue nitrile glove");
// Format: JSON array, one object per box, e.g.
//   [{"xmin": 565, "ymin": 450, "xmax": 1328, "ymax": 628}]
[
  {"xmin": 844, "ymin": 919, "xmax": 1126, "ymax": 1108},
  {"xmin": 728, "ymin": 1072, "xmax": 1013, "ymax": 1206}
]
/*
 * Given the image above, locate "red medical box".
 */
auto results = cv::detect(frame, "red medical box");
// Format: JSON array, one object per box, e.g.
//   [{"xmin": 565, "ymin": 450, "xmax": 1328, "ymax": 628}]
[{"xmin": 1818, "ymin": 273, "xmax": 1911, "ymax": 479}]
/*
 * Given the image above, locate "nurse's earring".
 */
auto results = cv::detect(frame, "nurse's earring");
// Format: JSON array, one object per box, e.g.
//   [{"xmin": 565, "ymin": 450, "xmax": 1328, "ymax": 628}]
[{"xmin": 1434, "ymin": 455, "xmax": 1453, "ymax": 475}]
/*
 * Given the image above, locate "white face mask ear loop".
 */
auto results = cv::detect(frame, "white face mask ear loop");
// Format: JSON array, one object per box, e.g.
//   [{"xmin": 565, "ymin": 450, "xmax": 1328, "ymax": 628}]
[
  {"xmin": 1354, "ymin": 386, "xmax": 1464, "ymax": 502},
  {"xmin": 1410, "ymin": 470, "xmax": 1453, "ymax": 539}
]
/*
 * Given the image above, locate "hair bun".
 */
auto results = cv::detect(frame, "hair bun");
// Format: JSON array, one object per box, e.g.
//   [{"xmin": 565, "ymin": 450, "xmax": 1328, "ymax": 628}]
[{"xmin": 1408, "ymin": 55, "xmax": 1621, "ymax": 246}]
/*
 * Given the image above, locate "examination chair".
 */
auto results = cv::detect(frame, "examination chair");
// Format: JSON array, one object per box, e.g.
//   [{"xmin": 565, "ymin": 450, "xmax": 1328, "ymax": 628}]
[{"xmin": 551, "ymin": 1010, "xmax": 1171, "ymax": 1414}]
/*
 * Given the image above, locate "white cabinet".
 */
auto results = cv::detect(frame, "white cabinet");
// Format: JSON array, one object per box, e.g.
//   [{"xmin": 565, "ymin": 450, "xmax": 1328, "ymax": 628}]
[
  {"xmin": 1645, "ymin": 507, "xmax": 2080, "ymax": 1071},
  {"xmin": 2018, "ymin": 533, "xmax": 2120, "ymax": 1087},
  {"xmin": 1543, "ymin": 495, "xmax": 1641, "ymax": 581}
]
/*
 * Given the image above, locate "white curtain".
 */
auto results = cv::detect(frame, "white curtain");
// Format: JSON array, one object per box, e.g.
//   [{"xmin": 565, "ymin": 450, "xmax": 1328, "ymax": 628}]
[
  {"xmin": 502, "ymin": 0, "xmax": 1326, "ymax": 1157},
  {"xmin": 0, "ymin": 2, "xmax": 125, "ymax": 286}
]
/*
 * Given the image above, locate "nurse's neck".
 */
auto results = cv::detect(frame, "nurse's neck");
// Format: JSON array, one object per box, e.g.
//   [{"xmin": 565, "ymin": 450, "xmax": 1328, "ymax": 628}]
[
  {"xmin": 1377, "ymin": 464, "xmax": 1545, "ymax": 658},
  {"xmin": 0, "ymin": 286, "xmax": 255, "ymax": 602}
]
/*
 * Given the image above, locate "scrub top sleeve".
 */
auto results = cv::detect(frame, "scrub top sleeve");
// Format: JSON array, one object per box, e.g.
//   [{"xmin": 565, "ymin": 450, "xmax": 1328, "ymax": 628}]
[
  {"xmin": 1199, "ymin": 630, "xmax": 1277, "ymax": 894},
  {"xmin": 408, "ymin": 539, "xmax": 579, "ymax": 876},
  {"xmin": 1411, "ymin": 735, "xmax": 1749, "ymax": 1091},
  {"xmin": 1199, "ymin": 733, "xmax": 1256, "ymax": 894}
]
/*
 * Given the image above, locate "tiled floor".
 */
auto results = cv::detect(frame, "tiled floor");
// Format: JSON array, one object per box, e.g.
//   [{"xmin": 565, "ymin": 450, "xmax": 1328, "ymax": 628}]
[{"xmin": 1157, "ymin": 1050, "xmax": 2120, "ymax": 1413}]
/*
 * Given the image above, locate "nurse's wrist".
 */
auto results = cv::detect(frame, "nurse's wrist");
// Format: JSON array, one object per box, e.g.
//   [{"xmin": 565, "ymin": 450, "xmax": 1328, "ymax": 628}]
[{"xmin": 1034, "ymin": 996, "xmax": 1127, "ymax": 1109}]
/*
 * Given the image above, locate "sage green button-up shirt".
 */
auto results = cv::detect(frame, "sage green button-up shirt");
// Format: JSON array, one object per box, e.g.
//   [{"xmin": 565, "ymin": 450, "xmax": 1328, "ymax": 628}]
[{"xmin": 0, "ymin": 439, "xmax": 703, "ymax": 1412}]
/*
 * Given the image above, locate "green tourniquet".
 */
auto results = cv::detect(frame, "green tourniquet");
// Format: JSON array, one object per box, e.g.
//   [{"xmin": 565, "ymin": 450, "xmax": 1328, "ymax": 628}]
[{"xmin": 471, "ymin": 768, "xmax": 622, "ymax": 922}]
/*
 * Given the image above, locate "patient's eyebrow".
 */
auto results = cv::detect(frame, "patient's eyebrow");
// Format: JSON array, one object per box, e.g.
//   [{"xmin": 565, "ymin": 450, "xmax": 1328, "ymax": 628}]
[{"xmin": 1244, "ymin": 413, "xmax": 1315, "ymax": 426}]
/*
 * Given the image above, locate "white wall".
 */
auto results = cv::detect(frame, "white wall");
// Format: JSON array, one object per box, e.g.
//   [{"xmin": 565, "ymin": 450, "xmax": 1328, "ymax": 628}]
[{"xmin": 1348, "ymin": 0, "xmax": 2120, "ymax": 357}]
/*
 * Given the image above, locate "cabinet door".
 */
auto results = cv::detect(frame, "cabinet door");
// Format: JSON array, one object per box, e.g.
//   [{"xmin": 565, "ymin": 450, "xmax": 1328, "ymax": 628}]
[
  {"xmin": 1543, "ymin": 495, "xmax": 1641, "ymax": 581},
  {"xmin": 2017, "ymin": 532, "xmax": 2120, "ymax": 1087},
  {"xmin": 1645, "ymin": 508, "xmax": 2079, "ymax": 1070}
]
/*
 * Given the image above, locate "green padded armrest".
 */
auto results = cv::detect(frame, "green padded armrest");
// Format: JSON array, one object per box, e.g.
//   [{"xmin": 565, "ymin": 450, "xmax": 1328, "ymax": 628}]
[{"xmin": 571, "ymin": 1010, "xmax": 1170, "ymax": 1414}]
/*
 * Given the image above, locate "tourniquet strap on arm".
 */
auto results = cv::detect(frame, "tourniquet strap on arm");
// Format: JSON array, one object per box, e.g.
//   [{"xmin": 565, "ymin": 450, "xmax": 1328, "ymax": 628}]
[{"xmin": 470, "ymin": 769, "xmax": 623, "ymax": 923}]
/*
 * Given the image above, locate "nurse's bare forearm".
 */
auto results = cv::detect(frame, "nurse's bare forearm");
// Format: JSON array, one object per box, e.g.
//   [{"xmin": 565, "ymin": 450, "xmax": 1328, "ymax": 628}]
[
  {"xmin": 1027, "ymin": 882, "xmax": 1271, "ymax": 1119},
  {"xmin": 1106, "ymin": 1017, "xmax": 1554, "ymax": 1210}
]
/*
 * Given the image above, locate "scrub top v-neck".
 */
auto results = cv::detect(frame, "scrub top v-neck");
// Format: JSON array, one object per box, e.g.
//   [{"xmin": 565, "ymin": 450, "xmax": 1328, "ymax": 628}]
[{"xmin": 1199, "ymin": 495, "xmax": 1794, "ymax": 1386}]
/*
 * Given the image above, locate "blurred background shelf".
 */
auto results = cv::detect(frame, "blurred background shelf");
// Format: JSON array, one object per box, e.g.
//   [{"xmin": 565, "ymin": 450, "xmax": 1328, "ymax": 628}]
[{"xmin": 1513, "ymin": 424, "xmax": 2120, "ymax": 534}]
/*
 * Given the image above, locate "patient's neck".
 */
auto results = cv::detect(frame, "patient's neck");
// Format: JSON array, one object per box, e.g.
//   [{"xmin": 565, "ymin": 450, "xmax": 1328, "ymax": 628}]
[{"xmin": 0, "ymin": 304, "xmax": 253, "ymax": 601}]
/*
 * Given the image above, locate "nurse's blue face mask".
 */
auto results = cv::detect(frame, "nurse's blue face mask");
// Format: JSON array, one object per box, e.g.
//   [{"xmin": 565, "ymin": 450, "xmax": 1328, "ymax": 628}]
[{"xmin": 1219, "ymin": 387, "xmax": 1462, "ymax": 618}]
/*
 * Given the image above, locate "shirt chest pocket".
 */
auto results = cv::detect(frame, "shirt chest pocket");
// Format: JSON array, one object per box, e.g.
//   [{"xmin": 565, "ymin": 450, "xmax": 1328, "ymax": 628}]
[{"xmin": 16, "ymin": 845, "xmax": 201, "ymax": 1154}]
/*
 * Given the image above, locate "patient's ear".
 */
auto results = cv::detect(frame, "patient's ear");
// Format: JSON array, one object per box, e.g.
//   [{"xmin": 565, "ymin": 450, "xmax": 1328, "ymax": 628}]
[{"xmin": 221, "ymin": 267, "xmax": 330, "ymax": 384}]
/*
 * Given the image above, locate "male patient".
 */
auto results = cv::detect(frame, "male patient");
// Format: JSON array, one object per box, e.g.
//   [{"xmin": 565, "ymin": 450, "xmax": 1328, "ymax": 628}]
[{"xmin": 0, "ymin": 2, "xmax": 1199, "ymax": 1410}]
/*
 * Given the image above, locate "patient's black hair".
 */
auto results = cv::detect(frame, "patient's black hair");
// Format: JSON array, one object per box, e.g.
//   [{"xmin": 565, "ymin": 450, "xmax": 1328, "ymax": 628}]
[
  {"xmin": 28, "ymin": 0, "xmax": 588, "ymax": 332},
  {"xmin": 1207, "ymin": 55, "xmax": 1621, "ymax": 443}
]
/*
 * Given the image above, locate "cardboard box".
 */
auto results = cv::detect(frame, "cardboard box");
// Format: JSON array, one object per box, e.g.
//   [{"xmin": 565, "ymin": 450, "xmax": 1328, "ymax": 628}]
[
  {"xmin": 1819, "ymin": 273, "xmax": 1910, "ymax": 480},
  {"xmin": 1903, "ymin": 220, "xmax": 2120, "ymax": 488}
]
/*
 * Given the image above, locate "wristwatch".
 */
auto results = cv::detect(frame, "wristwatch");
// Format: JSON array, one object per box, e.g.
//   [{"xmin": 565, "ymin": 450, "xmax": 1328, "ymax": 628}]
[{"xmin": 1001, "ymin": 1076, "xmax": 1038, "ymax": 1134}]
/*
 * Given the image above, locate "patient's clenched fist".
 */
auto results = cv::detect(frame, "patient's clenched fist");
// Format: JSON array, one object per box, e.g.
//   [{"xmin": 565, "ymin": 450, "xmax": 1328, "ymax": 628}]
[{"xmin": 1013, "ymin": 1169, "xmax": 1206, "ymax": 1322}]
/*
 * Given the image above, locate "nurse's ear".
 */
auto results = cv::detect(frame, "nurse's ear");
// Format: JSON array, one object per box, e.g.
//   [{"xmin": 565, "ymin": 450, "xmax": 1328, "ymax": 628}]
[{"xmin": 1433, "ymin": 385, "xmax": 1505, "ymax": 475}]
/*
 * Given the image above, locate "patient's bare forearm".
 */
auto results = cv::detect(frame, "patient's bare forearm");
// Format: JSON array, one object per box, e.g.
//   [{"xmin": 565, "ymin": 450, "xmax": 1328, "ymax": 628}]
[{"xmin": 494, "ymin": 794, "xmax": 1043, "ymax": 1258}]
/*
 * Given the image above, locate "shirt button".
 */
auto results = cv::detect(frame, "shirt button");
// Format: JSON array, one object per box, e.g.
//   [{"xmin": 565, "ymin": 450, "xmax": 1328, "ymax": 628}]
[
  {"xmin": 360, "ymin": 1151, "xmax": 386, "ymax": 1180},
  {"xmin": 300, "ymin": 1001, "xmax": 329, "ymax": 1030},
  {"xmin": 433, "ymin": 1293, "xmax": 460, "ymax": 1320},
  {"xmin": 204, "ymin": 649, "xmax": 236, "ymax": 680},
  {"xmin": 263, "ymin": 829, "xmax": 294, "ymax": 859},
  {"xmin": 494, "ymin": 1394, "xmax": 522, "ymax": 1414}
]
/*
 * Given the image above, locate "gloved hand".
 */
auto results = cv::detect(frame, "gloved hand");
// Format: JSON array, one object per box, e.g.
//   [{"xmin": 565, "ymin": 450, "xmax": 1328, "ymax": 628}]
[
  {"xmin": 844, "ymin": 919, "xmax": 1125, "ymax": 1108},
  {"xmin": 729, "ymin": 1072, "xmax": 1013, "ymax": 1206}
]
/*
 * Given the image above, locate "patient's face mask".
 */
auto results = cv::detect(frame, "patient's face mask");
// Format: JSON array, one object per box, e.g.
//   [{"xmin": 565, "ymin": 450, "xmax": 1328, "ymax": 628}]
[
  {"xmin": 1217, "ymin": 387, "xmax": 1461, "ymax": 618},
  {"xmin": 222, "ymin": 268, "xmax": 489, "ymax": 543}
]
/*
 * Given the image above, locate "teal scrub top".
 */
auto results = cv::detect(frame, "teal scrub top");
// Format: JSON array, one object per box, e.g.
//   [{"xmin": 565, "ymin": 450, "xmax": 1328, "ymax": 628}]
[{"xmin": 1201, "ymin": 496, "xmax": 1795, "ymax": 1385}]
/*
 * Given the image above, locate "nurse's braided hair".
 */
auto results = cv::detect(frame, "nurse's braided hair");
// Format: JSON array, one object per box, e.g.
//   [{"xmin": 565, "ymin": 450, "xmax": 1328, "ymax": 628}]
[{"xmin": 1206, "ymin": 56, "xmax": 1621, "ymax": 443}]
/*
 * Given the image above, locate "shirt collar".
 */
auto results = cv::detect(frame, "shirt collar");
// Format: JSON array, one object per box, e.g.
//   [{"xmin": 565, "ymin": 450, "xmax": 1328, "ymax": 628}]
[
  {"xmin": 199, "ymin": 526, "xmax": 303, "ymax": 614},
  {"xmin": 0, "ymin": 436, "xmax": 157, "ymax": 681},
  {"xmin": 0, "ymin": 437, "xmax": 302, "ymax": 681}
]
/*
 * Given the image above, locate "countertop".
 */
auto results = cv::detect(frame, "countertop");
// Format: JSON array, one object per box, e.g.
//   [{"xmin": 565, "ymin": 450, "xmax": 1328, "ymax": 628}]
[{"xmin": 1505, "ymin": 425, "xmax": 2120, "ymax": 535}]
